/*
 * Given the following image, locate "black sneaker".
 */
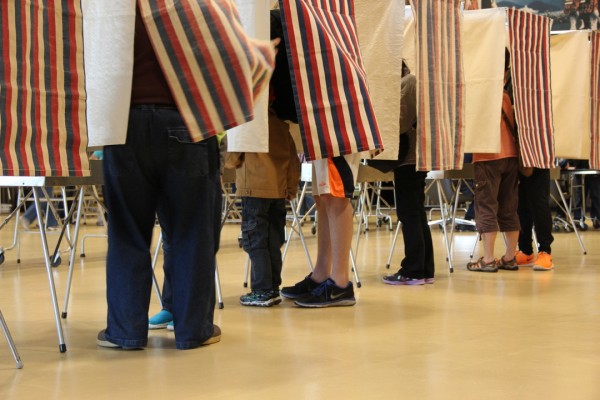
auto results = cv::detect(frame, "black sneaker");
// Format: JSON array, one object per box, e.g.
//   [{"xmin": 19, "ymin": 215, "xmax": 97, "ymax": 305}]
[
  {"xmin": 240, "ymin": 290, "xmax": 282, "ymax": 307},
  {"xmin": 280, "ymin": 274, "xmax": 321, "ymax": 299},
  {"xmin": 294, "ymin": 279, "xmax": 356, "ymax": 308},
  {"xmin": 382, "ymin": 273, "xmax": 425, "ymax": 285}
]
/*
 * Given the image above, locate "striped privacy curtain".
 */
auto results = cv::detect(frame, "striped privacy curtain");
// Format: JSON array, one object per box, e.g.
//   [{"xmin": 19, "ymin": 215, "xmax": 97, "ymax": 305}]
[
  {"xmin": 279, "ymin": 0, "xmax": 382, "ymax": 161},
  {"xmin": 412, "ymin": 0, "xmax": 465, "ymax": 171},
  {"xmin": 138, "ymin": 0, "xmax": 275, "ymax": 142},
  {"xmin": 507, "ymin": 9, "xmax": 555, "ymax": 169},
  {"xmin": 591, "ymin": 32, "xmax": 600, "ymax": 170},
  {"xmin": 0, "ymin": 0, "xmax": 89, "ymax": 177}
]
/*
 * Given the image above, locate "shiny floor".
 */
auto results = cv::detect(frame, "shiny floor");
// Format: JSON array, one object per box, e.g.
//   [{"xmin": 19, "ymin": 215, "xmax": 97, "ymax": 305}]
[{"xmin": 0, "ymin": 215, "xmax": 599, "ymax": 400}]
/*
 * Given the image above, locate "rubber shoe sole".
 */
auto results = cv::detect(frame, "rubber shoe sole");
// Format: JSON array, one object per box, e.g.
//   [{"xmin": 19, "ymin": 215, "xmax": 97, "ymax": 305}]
[
  {"xmin": 96, "ymin": 330, "xmax": 144, "ymax": 350},
  {"xmin": 201, "ymin": 325, "xmax": 221, "ymax": 346},
  {"xmin": 382, "ymin": 277, "xmax": 425, "ymax": 285},
  {"xmin": 240, "ymin": 296, "xmax": 282, "ymax": 307},
  {"xmin": 149, "ymin": 322, "xmax": 171, "ymax": 330},
  {"xmin": 294, "ymin": 298, "xmax": 356, "ymax": 308}
]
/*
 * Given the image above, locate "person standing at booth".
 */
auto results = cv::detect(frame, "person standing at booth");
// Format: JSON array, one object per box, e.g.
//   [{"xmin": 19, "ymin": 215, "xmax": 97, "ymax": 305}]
[
  {"xmin": 96, "ymin": 4, "xmax": 274, "ymax": 350},
  {"xmin": 467, "ymin": 51, "xmax": 520, "ymax": 273},
  {"xmin": 226, "ymin": 9, "xmax": 301, "ymax": 307},
  {"xmin": 514, "ymin": 168, "xmax": 554, "ymax": 271},
  {"xmin": 382, "ymin": 61, "xmax": 435, "ymax": 285}
]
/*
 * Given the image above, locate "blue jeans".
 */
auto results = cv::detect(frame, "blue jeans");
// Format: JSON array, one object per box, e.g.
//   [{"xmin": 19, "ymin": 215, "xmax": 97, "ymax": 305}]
[
  {"xmin": 241, "ymin": 197, "xmax": 286, "ymax": 291},
  {"xmin": 103, "ymin": 106, "xmax": 221, "ymax": 349},
  {"xmin": 22, "ymin": 187, "xmax": 59, "ymax": 227}
]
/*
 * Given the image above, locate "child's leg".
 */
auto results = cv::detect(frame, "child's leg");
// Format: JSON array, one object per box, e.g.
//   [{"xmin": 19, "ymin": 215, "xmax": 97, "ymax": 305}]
[
  {"xmin": 241, "ymin": 197, "xmax": 273, "ymax": 291},
  {"xmin": 267, "ymin": 199, "xmax": 287, "ymax": 290}
]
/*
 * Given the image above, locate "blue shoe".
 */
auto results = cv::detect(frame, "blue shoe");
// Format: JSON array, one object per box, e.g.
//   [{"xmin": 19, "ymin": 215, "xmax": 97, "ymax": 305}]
[
  {"xmin": 167, "ymin": 321, "xmax": 174, "ymax": 331},
  {"xmin": 148, "ymin": 310, "xmax": 173, "ymax": 330}
]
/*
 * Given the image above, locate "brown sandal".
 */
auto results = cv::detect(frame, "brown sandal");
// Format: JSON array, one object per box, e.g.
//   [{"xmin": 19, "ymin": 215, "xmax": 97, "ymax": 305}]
[{"xmin": 467, "ymin": 257, "xmax": 498, "ymax": 272}]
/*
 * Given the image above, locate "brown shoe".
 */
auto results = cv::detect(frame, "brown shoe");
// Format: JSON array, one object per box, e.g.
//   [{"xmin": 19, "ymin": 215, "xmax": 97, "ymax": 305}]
[
  {"xmin": 497, "ymin": 256, "xmax": 518, "ymax": 271},
  {"xmin": 467, "ymin": 257, "xmax": 498, "ymax": 272},
  {"xmin": 202, "ymin": 325, "xmax": 221, "ymax": 346}
]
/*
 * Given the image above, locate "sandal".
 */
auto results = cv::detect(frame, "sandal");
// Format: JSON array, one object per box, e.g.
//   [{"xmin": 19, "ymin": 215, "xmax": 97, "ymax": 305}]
[
  {"xmin": 497, "ymin": 256, "xmax": 518, "ymax": 271},
  {"xmin": 467, "ymin": 257, "xmax": 498, "ymax": 273}
]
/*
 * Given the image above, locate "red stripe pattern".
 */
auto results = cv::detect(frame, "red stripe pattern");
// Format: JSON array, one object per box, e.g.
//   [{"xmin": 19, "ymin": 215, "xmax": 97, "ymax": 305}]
[
  {"xmin": 0, "ymin": 0, "xmax": 88, "ymax": 177},
  {"xmin": 138, "ymin": 0, "xmax": 275, "ymax": 142},
  {"xmin": 412, "ymin": 0, "xmax": 465, "ymax": 171},
  {"xmin": 507, "ymin": 9, "xmax": 555, "ymax": 169},
  {"xmin": 591, "ymin": 32, "xmax": 600, "ymax": 170},
  {"xmin": 279, "ymin": 0, "xmax": 382, "ymax": 161}
]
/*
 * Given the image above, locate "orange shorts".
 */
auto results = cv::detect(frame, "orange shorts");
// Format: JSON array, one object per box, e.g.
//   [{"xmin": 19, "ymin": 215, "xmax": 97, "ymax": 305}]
[{"xmin": 312, "ymin": 153, "xmax": 362, "ymax": 199}]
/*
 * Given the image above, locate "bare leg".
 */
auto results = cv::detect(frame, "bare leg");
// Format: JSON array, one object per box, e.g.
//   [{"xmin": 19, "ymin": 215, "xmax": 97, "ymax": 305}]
[
  {"xmin": 311, "ymin": 195, "xmax": 332, "ymax": 282},
  {"xmin": 481, "ymin": 231, "xmax": 498, "ymax": 264},
  {"xmin": 311, "ymin": 194, "xmax": 353, "ymax": 287},
  {"xmin": 502, "ymin": 230, "xmax": 519, "ymax": 262}
]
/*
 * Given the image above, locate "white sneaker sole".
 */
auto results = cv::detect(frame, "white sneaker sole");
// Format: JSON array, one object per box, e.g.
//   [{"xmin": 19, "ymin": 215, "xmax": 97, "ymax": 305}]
[
  {"xmin": 533, "ymin": 264, "xmax": 554, "ymax": 271},
  {"xmin": 148, "ymin": 323, "xmax": 171, "ymax": 330}
]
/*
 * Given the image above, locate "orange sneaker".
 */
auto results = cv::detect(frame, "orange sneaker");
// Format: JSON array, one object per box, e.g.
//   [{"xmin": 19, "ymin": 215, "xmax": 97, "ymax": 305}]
[
  {"xmin": 514, "ymin": 251, "xmax": 534, "ymax": 267},
  {"xmin": 533, "ymin": 251, "xmax": 553, "ymax": 271}
]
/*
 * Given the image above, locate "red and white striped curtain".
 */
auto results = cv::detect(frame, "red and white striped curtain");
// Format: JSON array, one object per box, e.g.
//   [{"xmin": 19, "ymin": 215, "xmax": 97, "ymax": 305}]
[
  {"xmin": 138, "ymin": 0, "xmax": 275, "ymax": 142},
  {"xmin": 507, "ymin": 9, "xmax": 555, "ymax": 169},
  {"xmin": 0, "ymin": 0, "xmax": 89, "ymax": 177},
  {"xmin": 590, "ymin": 31, "xmax": 600, "ymax": 170},
  {"xmin": 412, "ymin": 0, "xmax": 465, "ymax": 171},
  {"xmin": 279, "ymin": 0, "xmax": 382, "ymax": 161}
]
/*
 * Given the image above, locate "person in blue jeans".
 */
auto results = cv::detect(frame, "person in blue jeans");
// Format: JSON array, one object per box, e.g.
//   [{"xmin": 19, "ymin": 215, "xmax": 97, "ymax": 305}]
[
  {"xmin": 19, "ymin": 187, "xmax": 59, "ymax": 231},
  {"xmin": 148, "ymin": 133, "xmax": 228, "ymax": 331},
  {"xmin": 96, "ymin": 8, "xmax": 224, "ymax": 350}
]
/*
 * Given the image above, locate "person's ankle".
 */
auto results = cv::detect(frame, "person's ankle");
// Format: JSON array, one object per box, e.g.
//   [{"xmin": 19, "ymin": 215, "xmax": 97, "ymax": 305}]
[
  {"xmin": 309, "ymin": 274, "xmax": 328, "ymax": 284},
  {"xmin": 329, "ymin": 277, "xmax": 350, "ymax": 287}
]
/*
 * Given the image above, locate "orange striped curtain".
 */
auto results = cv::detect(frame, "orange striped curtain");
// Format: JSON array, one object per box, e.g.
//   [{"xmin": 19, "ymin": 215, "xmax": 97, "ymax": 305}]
[
  {"xmin": 590, "ymin": 31, "xmax": 600, "ymax": 170},
  {"xmin": 507, "ymin": 9, "xmax": 555, "ymax": 169},
  {"xmin": 137, "ymin": 0, "xmax": 275, "ymax": 142},
  {"xmin": 412, "ymin": 0, "xmax": 465, "ymax": 171},
  {"xmin": 0, "ymin": 0, "xmax": 89, "ymax": 177}
]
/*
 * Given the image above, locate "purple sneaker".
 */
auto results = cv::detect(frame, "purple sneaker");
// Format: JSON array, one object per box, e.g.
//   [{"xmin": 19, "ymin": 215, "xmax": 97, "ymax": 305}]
[
  {"xmin": 424, "ymin": 277, "xmax": 435, "ymax": 284},
  {"xmin": 382, "ymin": 273, "xmax": 425, "ymax": 285}
]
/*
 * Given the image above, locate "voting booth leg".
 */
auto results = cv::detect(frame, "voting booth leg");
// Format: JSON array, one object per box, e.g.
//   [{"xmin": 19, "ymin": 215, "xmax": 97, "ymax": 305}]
[
  {"xmin": 61, "ymin": 187, "xmax": 85, "ymax": 318},
  {"xmin": 0, "ymin": 310, "xmax": 23, "ymax": 369},
  {"xmin": 554, "ymin": 180, "xmax": 587, "ymax": 254},
  {"xmin": 151, "ymin": 231, "xmax": 164, "ymax": 308},
  {"xmin": 215, "ymin": 260, "xmax": 224, "ymax": 309},
  {"xmin": 385, "ymin": 221, "xmax": 402, "ymax": 269},
  {"xmin": 435, "ymin": 180, "xmax": 454, "ymax": 273},
  {"xmin": 33, "ymin": 190, "xmax": 67, "ymax": 353}
]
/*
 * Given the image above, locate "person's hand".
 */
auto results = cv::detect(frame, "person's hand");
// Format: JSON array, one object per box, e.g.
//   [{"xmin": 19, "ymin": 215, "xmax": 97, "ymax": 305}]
[{"xmin": 271, "ymin": 37, "xmax": 282, "ymax": 55}]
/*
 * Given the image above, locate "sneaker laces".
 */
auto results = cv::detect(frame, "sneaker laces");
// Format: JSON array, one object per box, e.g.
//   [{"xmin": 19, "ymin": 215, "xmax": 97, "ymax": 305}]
[{"xmin": 309, "ymin": 281, "xmax": 329, "ymax": 296}]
